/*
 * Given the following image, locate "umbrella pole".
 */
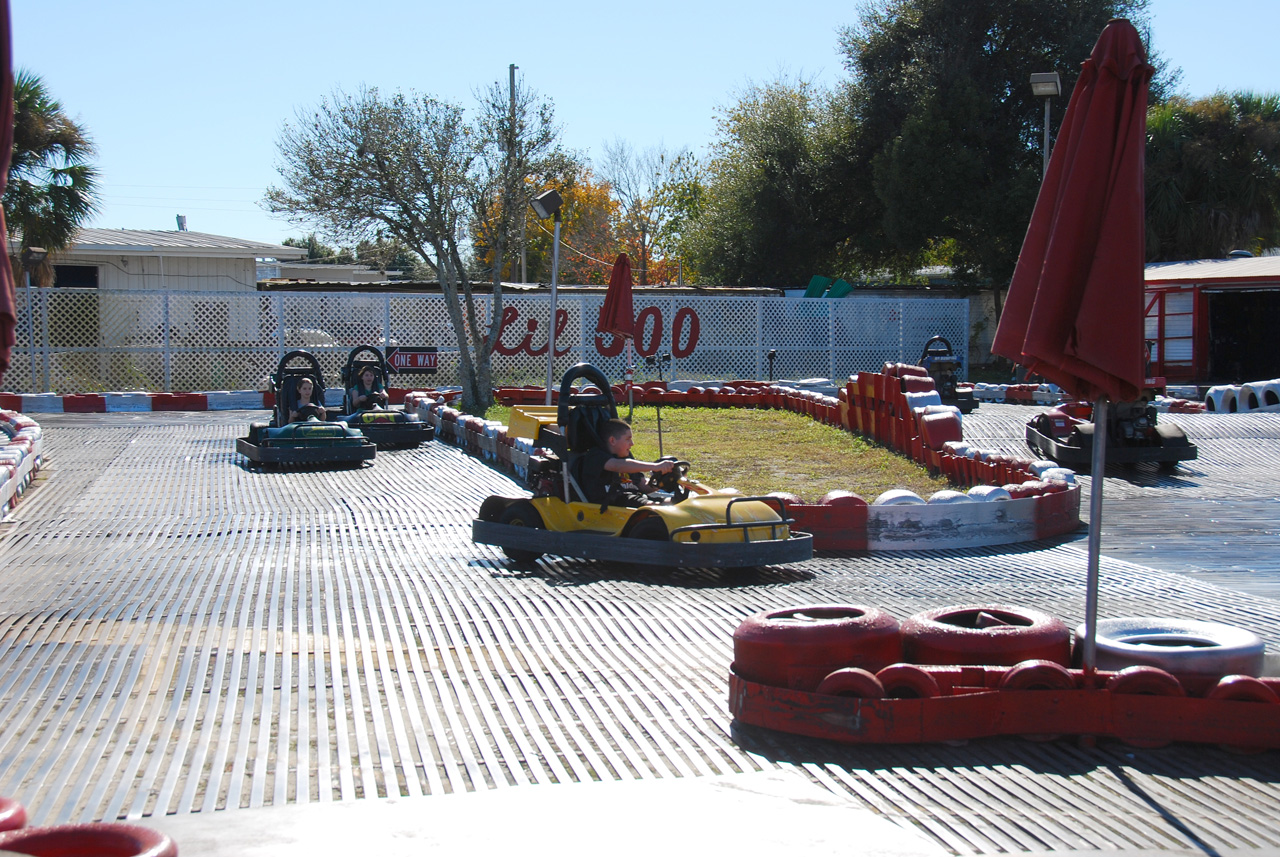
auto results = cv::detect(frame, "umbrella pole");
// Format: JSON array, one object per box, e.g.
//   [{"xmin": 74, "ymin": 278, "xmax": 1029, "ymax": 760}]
[
  {"xmin": 1082, "ymin": 396, "xmax": 1109, "ymax": 686},
  {"xmin": 626, "ymin": 339, "xmax": 635, "ymax": 423}
]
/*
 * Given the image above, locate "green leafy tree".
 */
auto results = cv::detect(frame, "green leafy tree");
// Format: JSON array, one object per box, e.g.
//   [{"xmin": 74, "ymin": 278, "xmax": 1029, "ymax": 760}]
[
  {"xmin": 1146, "ymin": 92, "xmax": 1280, "ymax": 261},
  {"xmin": 4, "ymin": 70, "xmax": 101, "ymax": 286},
  {"xmin": 833, "ymin": 0, "xmax": 1164, "ymax": 294},
  {"xmin": 281, "ymin": 234, "xmax": 355, "ymax": 264},
  {"xmin": 266, "ymin": 77, "xmax": 571, "ymax": 410},
  {"xmin": 680, "ymin": 78, "xmax": 839, "ymax": 286}
]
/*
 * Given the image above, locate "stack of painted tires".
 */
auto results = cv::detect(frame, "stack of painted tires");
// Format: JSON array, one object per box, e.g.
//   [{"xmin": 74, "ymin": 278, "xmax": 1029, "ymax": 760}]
[
  {"xmin": 730, "ymin": 604, "xmax": 1278, "ymax": 750},
  {"xmin": 0, "ymin": 410, "xmax": 43, "ymax": 516},
  {"xmin": 733, "ymin": 603, "xmax": 1072, "ymax": 699},
  {"xmin": 0, "ymin": 794, "xmax": 176, "ymax": 857}
]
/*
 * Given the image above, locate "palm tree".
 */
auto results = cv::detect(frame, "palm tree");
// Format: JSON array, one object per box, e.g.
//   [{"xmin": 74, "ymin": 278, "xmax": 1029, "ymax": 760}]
[
  {"xmin": 1146, "ymin": 92, "xmax": 1280, "ymax": 261},
  {"xmin": 4, "ymin": 69, "xmax": 101, "ymax": 286}
]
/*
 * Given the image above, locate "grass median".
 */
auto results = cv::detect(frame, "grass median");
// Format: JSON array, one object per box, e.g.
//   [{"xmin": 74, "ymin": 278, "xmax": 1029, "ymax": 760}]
[{"xmin": 485, "ymin": 404, "xmax": 950, "ymax": 501}]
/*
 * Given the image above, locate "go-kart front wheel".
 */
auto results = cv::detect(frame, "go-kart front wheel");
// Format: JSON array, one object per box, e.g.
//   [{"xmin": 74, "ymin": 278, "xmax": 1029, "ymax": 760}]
[
  {"xmin": 627, "ymin": 517, "xmax": 669, "ymax": 542},
  {"xmin": 498, "ymin": 501, "xmax": 546, "ymax": 563}
]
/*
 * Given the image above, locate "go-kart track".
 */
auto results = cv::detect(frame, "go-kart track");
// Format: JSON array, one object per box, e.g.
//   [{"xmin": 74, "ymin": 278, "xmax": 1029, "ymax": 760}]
[{"xmin": 1, "ymin": 403, "xmax": 1279, "ymax": 856}]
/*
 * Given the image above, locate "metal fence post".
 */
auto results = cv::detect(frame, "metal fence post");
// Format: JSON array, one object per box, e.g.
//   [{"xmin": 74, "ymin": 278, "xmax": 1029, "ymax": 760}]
[
  {"xmin": 755, "ymin": 298, "xmax": 763, "ymax": 380},
  {"xmin": 39, "ymin": 289, "xmax": 50, "ymax": 393},
  {"xmin": 828, "ymin": 300, "xmax": 836, "ymax": 381},
  {"xmin": 162, "ymin": 292, "xmax": 172, "ymax": 392},
  {"xmin": 383, "ymin": 293, "xmax": 392, "ymax": 352}
]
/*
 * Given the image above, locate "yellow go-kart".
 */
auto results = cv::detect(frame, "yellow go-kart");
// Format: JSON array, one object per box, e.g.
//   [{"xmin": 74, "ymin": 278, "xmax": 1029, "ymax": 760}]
[{"xmin": 472, "ymin": 363, "xmax": 812, "ymax": 568}]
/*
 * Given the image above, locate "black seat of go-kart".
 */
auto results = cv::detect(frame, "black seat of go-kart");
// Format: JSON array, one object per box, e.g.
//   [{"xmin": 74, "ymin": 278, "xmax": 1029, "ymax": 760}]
[{"xmin": 564, "ymin": 404, "xmax": 613, "ymax": 453}]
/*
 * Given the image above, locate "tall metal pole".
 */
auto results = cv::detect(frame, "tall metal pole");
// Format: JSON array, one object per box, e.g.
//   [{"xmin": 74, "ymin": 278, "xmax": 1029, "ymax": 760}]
[
  {"xmin": 1043, "ymin": 98, "xmax": 1051, "ymax": 180},
  {"xmin": 509, "ymin": 64, "xmax": 518, "ymax": 283},
  {"xmin": 544, "ymin": 213, "xmax": 561, "ymax": 405},
  {"xmin": 1082, "ymin": 396, "xmax": 1109, "ymax": 684},
  {"xmin": 25, "ymin": 270, "xmax": 36, "ymax": 393}
]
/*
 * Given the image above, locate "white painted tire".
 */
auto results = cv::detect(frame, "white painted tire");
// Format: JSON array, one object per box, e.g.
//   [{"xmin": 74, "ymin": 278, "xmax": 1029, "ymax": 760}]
[
  {"xmin": 903, "ymin": 390, "xmax": 942, "ymax": 410},
  {"xmin": 1029, "ymin": 460, "xmax": 1060, "ymax": 476},
  {"xmin": 1081, "ymin": 618, "xmax": 1266, "ymax": 679},
  {"xmin": 942, "ymin": 442, "xmax": 970, "ymax": 457},
  {"xmin": 1205, "ymin": 385, "xmax": 1239, "ymax": 413},
  {"xmin": 1239, "ymin": 382, "xmax": 1266, "ymax": 411},
  {"xmin": 967, "ymin": 485, "xmax": 1012, "ymax": 501},
  {"xmin": 873, "ymin": 489, "xmax": 926, "ymax": 506},
  {"xmin": 1039, "ymin": 467, "xmax": 1076, "ymax": 484},
  {"xmin": 1255, "ymin": 381, "xmax": 1280, "ymax": 410},
  {"xmin": 927, "ymin": 490, "xmax": 973, "ymax": 504}
]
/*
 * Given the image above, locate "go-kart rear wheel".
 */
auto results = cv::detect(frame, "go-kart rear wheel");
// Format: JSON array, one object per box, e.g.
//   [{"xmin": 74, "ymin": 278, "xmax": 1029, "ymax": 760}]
[{"xmin": 498, "ymin": 501, "xmax": 545, "ymax": 563}]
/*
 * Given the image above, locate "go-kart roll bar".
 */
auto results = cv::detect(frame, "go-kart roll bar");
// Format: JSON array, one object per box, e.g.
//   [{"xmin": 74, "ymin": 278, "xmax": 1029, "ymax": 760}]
[{"xmin": 557, "ymin": 363, "xmax": 616, "ymax": 427}]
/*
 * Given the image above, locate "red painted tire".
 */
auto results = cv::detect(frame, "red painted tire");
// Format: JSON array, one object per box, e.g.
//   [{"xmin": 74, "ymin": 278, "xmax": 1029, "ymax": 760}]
[
  {"xmin": 1206, "ymin": 675, "xmax": 1280, "ymax": 754},
  {"xmin": 0, "ymin": 796, "xmax": 26, "ymax": 832},
  {"xmin": 1207, "ymin": 674, "xmax": 1280, "ymax": 704},
  {"xmin": 0, "ymin": 823, "xmax": 177, "ymax": 857},
  {"xmin": 875, "ymin": 663, "xmax": 942, "ymax": 699},
  {"xmin": 815, "ymin": 667, "xmax": 885, "ymax": 699},
  {"xmin": 997, "ymin": 659, "xmax": 1074, "ymax": 742},
  {"xmin": 1106, "ymin": 665, "xmax": 1186, "ymax": 697},
  {"xmin": 732, "ymin": 604, "xmax": 902, "ymax": 691},
  {"xmin": 998, "ymin": 659, "xmax": 1075, "ymax": 691},
  {"xmin": 1107, "ymin": 666, "xmax": 1186, "ymax": 748},
  {"xmin": 902, "ymin": 605, "xmax": 1071, "ymax": 667}
]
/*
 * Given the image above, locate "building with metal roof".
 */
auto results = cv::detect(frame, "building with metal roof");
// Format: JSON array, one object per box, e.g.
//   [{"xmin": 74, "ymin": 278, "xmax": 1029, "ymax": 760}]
[{"xmin": 1145, "ymin": 254, "xmax": 1280, "ymax": 385}]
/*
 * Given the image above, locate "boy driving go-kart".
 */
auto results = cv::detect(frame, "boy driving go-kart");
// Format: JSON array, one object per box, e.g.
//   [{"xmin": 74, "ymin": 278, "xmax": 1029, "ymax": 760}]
[
  {"xmin": 473, "ymin": 363, "xmax": 813, "ymax": 568},
  {"xmin": 579, "ymin": 418, "xmax": 674, "ymax": 507}
]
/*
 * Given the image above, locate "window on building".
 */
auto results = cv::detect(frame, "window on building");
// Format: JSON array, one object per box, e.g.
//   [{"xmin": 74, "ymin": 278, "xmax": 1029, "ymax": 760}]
[{"xmin": 53, "ymin": 265, "xmax": 100, "ymax": 288}]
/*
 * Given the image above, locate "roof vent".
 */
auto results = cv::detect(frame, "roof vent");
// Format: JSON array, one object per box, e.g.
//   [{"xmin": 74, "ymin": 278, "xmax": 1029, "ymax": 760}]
[
  {"xmin": 1228, "ymin": 249, "xmax": 1252, "ymax": 258},
  {"xmin": 176, "ymin": 215, "xmax": 188, "ymax": 231}
]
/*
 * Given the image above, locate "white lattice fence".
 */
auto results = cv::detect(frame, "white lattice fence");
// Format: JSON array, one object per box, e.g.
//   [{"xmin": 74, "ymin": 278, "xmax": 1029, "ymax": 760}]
[{"xmin": 8, "ymin": 289, "xmax": 967, "ymax": 394}]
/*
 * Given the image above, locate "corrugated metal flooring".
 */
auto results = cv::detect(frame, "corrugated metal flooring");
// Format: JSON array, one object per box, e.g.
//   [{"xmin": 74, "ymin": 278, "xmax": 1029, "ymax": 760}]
[{"xmin": 1, "ymin": 406, "xmax": 1278, "ymax": 853}]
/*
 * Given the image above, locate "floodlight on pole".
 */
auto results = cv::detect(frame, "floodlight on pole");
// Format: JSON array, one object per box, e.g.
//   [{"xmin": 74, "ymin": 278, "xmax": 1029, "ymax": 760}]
[
  {"xmin": 1030, "ymin": 72, "xmax": 1061, "ymax": 180},
  {"xmin": 530, "ymin": 189, "xmax": 564, "ymax": 404}
]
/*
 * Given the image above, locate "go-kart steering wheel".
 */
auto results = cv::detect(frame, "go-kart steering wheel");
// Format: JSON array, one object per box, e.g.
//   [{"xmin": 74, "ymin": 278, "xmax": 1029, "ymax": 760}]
[{"xmin": 653, "ymin": 456, "xmax": 691, "ymax": 501}]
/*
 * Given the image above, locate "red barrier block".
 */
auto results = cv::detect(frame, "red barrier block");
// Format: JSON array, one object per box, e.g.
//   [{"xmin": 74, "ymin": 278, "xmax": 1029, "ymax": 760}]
[
  {"xmin": 0, "ymin": 394, "xmax": 22, "ymax": 410},
  {"xmin": 788, "ymin": 501, "xmax": 869, "ymax": 551},
  {"xmin": 151, "ymin": 393, "xmax": 209, "ymax": 411},
  {"xmin": 919, "ymin": 412, "xmax": 963, "ymax": 450},
  {"xmin": 901, "ymin": 375, "xmax": 937, "ymax": 394},
  {"xmin": 63, "ymin": 394, "xmax": 106, "ymax": 413}
]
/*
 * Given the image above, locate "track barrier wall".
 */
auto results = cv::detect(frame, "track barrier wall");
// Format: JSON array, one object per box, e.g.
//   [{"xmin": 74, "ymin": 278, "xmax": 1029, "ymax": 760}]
[{"xmin": 407, "ymin": 363, "xmax": 1081, "ymax": 552}]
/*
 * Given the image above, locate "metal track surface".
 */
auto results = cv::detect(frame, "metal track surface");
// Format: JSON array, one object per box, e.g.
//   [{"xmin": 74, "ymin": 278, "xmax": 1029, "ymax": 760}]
[{"xmin": 1, "ymin": 407, "xmax": 1279, "ymax": 854}]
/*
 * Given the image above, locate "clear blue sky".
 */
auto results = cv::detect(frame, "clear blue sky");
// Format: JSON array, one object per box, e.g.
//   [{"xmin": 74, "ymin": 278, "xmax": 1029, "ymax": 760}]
[{"xmin": 13, "ymin": 0, "xmax": 1280, "ymax": 248}]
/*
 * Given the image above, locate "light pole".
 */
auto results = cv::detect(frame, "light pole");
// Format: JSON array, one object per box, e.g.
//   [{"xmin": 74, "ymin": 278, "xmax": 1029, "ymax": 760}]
[
  {"xmin": 20, "ymin": 247, "xmax": 48, "ymax": 393},
  {"xmin": 1030, "ymin": 72, "xmax": 1061, "ymax": 180},
  {"xmin": 530, "ymin": 188, "xmax": 563, "ymax": 405}
]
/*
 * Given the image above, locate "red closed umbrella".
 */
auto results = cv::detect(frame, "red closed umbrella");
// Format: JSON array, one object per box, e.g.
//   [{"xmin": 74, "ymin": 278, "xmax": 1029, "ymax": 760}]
[
  {"xmin": 992, "ymin": 19, "xmax": 1153, "ymax": 679},
  {"xmin": 598, "ymin": 253, "xmax": 635, "ymax": 339},
  {"xmin": 993, "ymin": 18, "xmax": 1151, "ymax": 403},
  {"xmin": 598, "ymin": 253, "xmax": 637, "ymax": 417}
]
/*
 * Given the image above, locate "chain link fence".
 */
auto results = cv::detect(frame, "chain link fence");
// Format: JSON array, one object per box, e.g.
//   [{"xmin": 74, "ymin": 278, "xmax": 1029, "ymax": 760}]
[{"xmin": 7, "ymin": 288, "xmax": 968, "ymax": 394}]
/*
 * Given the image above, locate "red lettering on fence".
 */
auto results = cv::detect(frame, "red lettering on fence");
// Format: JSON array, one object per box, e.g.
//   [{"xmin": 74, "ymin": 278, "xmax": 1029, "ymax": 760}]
[
  {"xmin": 494, "ymin": 304, "xmax": 703, "ymax": 359},
  {"xmin": 492, "ymin": 306, "xmax": 571, "ymax": 357},
  {"xmin": 636, "ymin": 306, "xmax": 662, "ymax": 357},
  {"xmin": 671, "ymin": 307, "xmax": 700, "ymax": 358}
]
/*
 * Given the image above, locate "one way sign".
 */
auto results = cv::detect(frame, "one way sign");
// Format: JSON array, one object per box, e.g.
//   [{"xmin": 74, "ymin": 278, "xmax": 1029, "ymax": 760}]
[{"xmin": 386, "ymin": 347, "xmax": 438, "ymax": 374}]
